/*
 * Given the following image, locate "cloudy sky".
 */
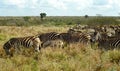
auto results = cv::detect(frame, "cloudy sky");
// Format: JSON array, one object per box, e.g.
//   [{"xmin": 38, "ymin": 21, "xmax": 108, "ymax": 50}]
[{"xmin": 0, "ymin": 0, "xmax": 120, "ymax": 16}]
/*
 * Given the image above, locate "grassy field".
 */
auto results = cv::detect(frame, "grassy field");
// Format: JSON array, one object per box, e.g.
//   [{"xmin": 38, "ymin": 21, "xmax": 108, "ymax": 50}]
[
  {"xmin": 0, "ymin": 25, "xmax": 120, "ymax": 71},
  {"xmin": 0, "ymin": 16, "xmax": 120, "ymax": 26}
]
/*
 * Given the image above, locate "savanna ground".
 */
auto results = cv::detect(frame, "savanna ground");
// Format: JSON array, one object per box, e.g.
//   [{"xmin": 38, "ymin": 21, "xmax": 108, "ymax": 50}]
[{"xmin": 0, "ymin": 25, "xmax": 120, "ymax": 71}]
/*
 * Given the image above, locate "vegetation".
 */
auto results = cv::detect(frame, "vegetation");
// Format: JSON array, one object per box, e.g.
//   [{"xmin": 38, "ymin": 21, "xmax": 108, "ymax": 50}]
[
  {"xmin": 0, "ymin": 16, "xmax": 120, "ymax": 70},
  {"xmin": 0, "ymin": 16, "xmax": 120, "ymax": 26},
  {"xmin": 40, "ymin": 13, "xmax": 47, "ymax": 21},
  {"xmin": 85, "ymin": 15, "xmax": 89, "ymax": 18},
  {"xmin": 0, "ymin": 26, "xmax": 120, "ymax": 71}
]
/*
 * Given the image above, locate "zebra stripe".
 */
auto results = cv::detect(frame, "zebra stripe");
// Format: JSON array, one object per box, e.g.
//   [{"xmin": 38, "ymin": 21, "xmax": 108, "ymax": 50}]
[
  {"xmin": 98, "ymin": 38, "xmax": 120, "ymax": 49},
  {"xmin": 90, "ymin": 31, "xmax": 120, "ymax": 49},
  {"xmin": 38, "ymin": 32, "xmax": 59, "ymax": 42},
  {"xmin": 110, "ymin": 38, "xmax": 120, "ymax": 47},
  {"xmin": 58, "ymin": 32, "xmax": 91, "ymax": 44},
  {"xmin": 41, "ymin": 39, "xmax": 64, "ymax": 48},
  {"xmin": 3, "ymin": 36, "xmax": 41, "ymax": 55}
]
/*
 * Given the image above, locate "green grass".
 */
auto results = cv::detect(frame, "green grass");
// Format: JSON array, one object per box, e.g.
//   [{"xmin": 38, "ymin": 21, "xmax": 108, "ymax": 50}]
[
  {"xmin": 0, "ymin": 16, "xmax": 120, "ymax": 26},
  {"xmin": 0, "ymin": 26, "xmax": 120, "ymax": 71}
]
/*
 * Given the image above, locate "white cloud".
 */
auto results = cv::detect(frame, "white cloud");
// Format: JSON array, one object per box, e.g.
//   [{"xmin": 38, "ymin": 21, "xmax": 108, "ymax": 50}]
[
  {"xmin": 75, "ymin": 0, "xmax": 93, "ymax": 10},
  {"xmin": 47, "ymin": 0, "xmax": 94, "ymax": 10},
  {"xmin": 92, "ymin": 0, "xmax": 120, "ymax": 10},
  {"xmin": 109, "ymin": 0, "xmax": 120, "ymax": 7},
  {"xmin": 3, "ymin": 0, "xmax": 27, "ymax": 8},
  {"xmin": 2, "ymin": 0, "xmax": 120, "ymax": 11},
  {"xmin": 47, "ymin": 0, "xmax": 67, "ymax": 10},
  {"xmin": 3, "ymin": 0, "xmax": 94, "ymax": 10},
  {"xmin": 29, "ymin": 0, "xmax": 38, "ymax": 8}
]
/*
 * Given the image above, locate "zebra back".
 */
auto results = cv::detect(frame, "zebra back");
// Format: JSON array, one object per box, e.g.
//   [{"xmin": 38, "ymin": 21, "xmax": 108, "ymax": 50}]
[
  {"xmin": 3, "ymin": 36, "xmax": 41, "ymax": 56},
  {"xmin": 38, "ymin": 32, "xmax": 59, "ymax": 42},
  {"xmin": 41, "ymin": 39, "xmax": 64, "ymax": 48},
  {"xmin": 59, "ymin": 32, "xmax": 91, "ymax": 44},
  {"xmin": 90, "ymin": 31, "xmax": 120, "ymax": 49}
]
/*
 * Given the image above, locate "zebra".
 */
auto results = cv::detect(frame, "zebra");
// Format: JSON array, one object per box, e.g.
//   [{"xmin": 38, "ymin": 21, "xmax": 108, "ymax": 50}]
[
  {"xmin": 58, "ymin": 32, "xmax": 91, "ymax": 45},
  {"xmin": 90, "ymin": 31, "xmax": 120, "ymax": 50},
  {"xmin": 38, "ymin": 32, "xmax": 64, "ymax": 48},
  {"xmin": 38, "ymin": 32, "xmax": 59, "ymax": 42},
  {"xmin": 3, "ymin": 36, "xmax": 41, "ymax": 56},
  {"xmin": 41, "ymin": 39, "xmax": 64, "ymax": 48}
]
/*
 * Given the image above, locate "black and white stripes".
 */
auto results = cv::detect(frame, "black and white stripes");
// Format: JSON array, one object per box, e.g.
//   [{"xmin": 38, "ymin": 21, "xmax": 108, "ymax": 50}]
[
  {"xmin": 58, "ymin": 32, "xmax": 91, "ymax": 45},
  {"xmin": 38, "ymin": 32, "xmax": 59, "ymax": 42},
  {"xmin": 38, "ymin": 32, "xmax": 65, "ymax": 48},
  {"xmin": 38, "ymin": 32, "xmax": 91, "ymax": 48},
  {"xmin": 90, "ymin": 31, "xmax": 120, "ymax": 50},
  {"xmin": 3, "ymin": 25, "xmax": 120, "ymax": 56},
  {"xmin": 3, "ymin": 36, "xmax": 41, "ymax": 55}
]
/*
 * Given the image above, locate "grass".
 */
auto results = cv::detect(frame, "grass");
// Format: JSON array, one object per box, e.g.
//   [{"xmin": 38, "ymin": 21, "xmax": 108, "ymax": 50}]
[
  {"xmin": 0, "ymin": 25, "xmax": 120, "ymax": 71},
  {"xmin": 0, "ymin": 16, "xmax": 120, "ymax": 26}
]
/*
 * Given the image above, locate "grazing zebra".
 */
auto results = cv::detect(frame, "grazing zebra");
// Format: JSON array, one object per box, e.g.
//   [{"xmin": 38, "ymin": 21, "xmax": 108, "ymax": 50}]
[
  {"xmin": 67, "ymin": 28, "xmax": 83, "ymax": 35},
  {"xmin": 41, "ymin": 39, "xmax": 64, "ymax": 48},
  {"xmin": 58, "ymin": 32, "xmax": 91, "ymax": 45},
  {"xmin": 90, "ymin": 31, "xmax": 120, "ymax": 50},
  {"xmin": 3, "ymin": 36, "xmax": 41, "ymax": 56},
  {"xmin": 38, "ymin": 32, "xmax": 59, "ymax": 42},
  {"xmin": 38, "ymin": 32, "xmax": 64, "ymax": 48}
]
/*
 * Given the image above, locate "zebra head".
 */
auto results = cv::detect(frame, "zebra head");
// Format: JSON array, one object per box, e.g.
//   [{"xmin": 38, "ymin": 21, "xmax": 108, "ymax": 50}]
[
  {"xmin": 3, "ymin": 38, "xmax": 17, "ymax": 55},
  {"xmin": 90, "ymin": 31, "xmax": 101, "ymax": 43},
  {"xmin": 3, "ymin": 40, "xmax": 12, "ymax": 55}
]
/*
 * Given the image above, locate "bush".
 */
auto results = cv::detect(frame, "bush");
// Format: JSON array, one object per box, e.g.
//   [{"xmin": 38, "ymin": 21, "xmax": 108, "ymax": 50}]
[
  {"xmin": 108, "ymin": 50, "xmax": 120, "ymax": 64},
  {"xmin": 0, "ymin": 16, "xmax": 120, "ymax": 26},
  {"xmin": 0, "ymin": 34, "xmax": 6, "ymax": 41}
]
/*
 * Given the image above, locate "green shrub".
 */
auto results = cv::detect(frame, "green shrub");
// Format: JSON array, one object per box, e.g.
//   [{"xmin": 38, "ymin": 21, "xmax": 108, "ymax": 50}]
[
  {"xmin": 23, "ymin": 16, "xmax": 30, "ymax": 21},
  {"xmin": 108, "ymin": 50, "xmax": 120, "ymax": 64},
  {"xmin": 0, "ymin": 16, "xmax": 120, "ymax": 26},
  {"xmin": 0, "ymin": 34, "xmax": 6, "ymax": 41}
]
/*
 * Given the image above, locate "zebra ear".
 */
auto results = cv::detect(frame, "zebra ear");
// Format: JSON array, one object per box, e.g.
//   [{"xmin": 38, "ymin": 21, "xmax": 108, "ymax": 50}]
[
  {"xmin": 55, "ymin": 33, "xmax": 60, "ymax": 37},
  {"xmin": 35, "ymin": 34, "xmax": 40, "ymax": 37},
  {"xmin": 56, "ymin": 33, "xmax": 60, "ymax": 35},
  {"xmin": 96, "ymin": 32, "xmax": 102, "ymax": 40}
]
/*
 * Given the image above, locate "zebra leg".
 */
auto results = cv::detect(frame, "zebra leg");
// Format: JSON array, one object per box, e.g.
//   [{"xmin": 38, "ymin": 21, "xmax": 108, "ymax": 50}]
[
  {"xmin": 13, "ymin": 43, "xmax": 21, "ymax": 54},
  {"xmin": 33, "ymin": 41, "xmax": 40, "ymax": 52},
  {"xmin": 39, "ymin": 44, "xmax": 41, "ymax": 50},
  {"xmin": 4, "ymin": 47, "xmax": 14, "ymax": 57},
  {"xmin": 41, "ymin": 41, "xmax": 51, "ymax": 48},
  {"xmin": 5, "ymin": 48, "xmax": 10, "ymax": 55},
  {"xmin": 33, "ymin": 38, "xmax": 41, "ymax": 52}
]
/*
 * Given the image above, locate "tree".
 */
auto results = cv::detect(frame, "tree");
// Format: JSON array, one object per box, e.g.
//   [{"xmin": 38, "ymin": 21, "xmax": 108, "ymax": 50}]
[
  {"xmin": 85, "ymin": 15, "xmax": 88, "ymax": 18},
  {"xmin": 40, "ymin": 13, "xmax": 46, "ymax": 21}
]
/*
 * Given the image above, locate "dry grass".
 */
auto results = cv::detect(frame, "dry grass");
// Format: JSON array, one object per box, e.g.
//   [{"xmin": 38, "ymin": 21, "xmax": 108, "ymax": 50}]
[{"xmin": 0, "ymin": 26, "xmax": 120, "ymax": 71}]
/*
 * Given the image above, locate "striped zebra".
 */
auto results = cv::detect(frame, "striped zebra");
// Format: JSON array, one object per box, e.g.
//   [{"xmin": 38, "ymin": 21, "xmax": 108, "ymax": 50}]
[
  {"xmin": 41, "ymin": 39, "xmax": 64, "ymax": 48},
  {"xmin": 90, "ymin": 31, "xmax": 120, "ymax": 50},
  {"xmin": 38, "ymin": 32, "xmax": 59, "ymax": 42},
  {"xmin": 3, "ymin": 36, "xmax": 41, "ymax": 56},
  {"xmin": 38, "ymin": 32, "xmax": 64, "ymax": 48},
  {"xmin": 58, "ymin": 32, "xmax": 91, "ymax": 45}
]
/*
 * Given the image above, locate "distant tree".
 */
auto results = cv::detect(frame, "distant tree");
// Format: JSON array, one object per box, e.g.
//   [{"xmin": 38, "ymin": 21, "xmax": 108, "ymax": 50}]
[
  {"xmin": 40, "ymin": 13, "xmax": 47, "ymax": 21},
  {"xmin": 85, "ymin": 15, "xmax": 88, "ymax": 18}
]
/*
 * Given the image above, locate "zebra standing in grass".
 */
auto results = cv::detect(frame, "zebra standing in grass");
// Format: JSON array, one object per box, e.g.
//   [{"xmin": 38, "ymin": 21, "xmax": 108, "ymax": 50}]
[
  {"xmin": 38, "ymin": 32, "xmax": 64, "ymax": 48},
  {"xmin": 41, "ymin": 39, "xmax": 64, "ymax": 48},
  {"xmin": 38, "ymin": 32, "xmax": 59, "ymax": 42},
  {"xmin": 58, "ymin": 32, "xmax": 91, "ymax": 45},
  {"xmin": 90, "ymin": 31, "xmax": 120, "ymax": 50},
  {"xmin": 3, "ymin": 36, "xmax": 41, "ymax": 56}
]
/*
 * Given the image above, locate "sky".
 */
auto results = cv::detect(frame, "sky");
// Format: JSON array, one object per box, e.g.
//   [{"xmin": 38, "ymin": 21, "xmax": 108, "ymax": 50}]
[{"xmin": 0, "ymin": 0, "xmax": 120, "ymax": 16}]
